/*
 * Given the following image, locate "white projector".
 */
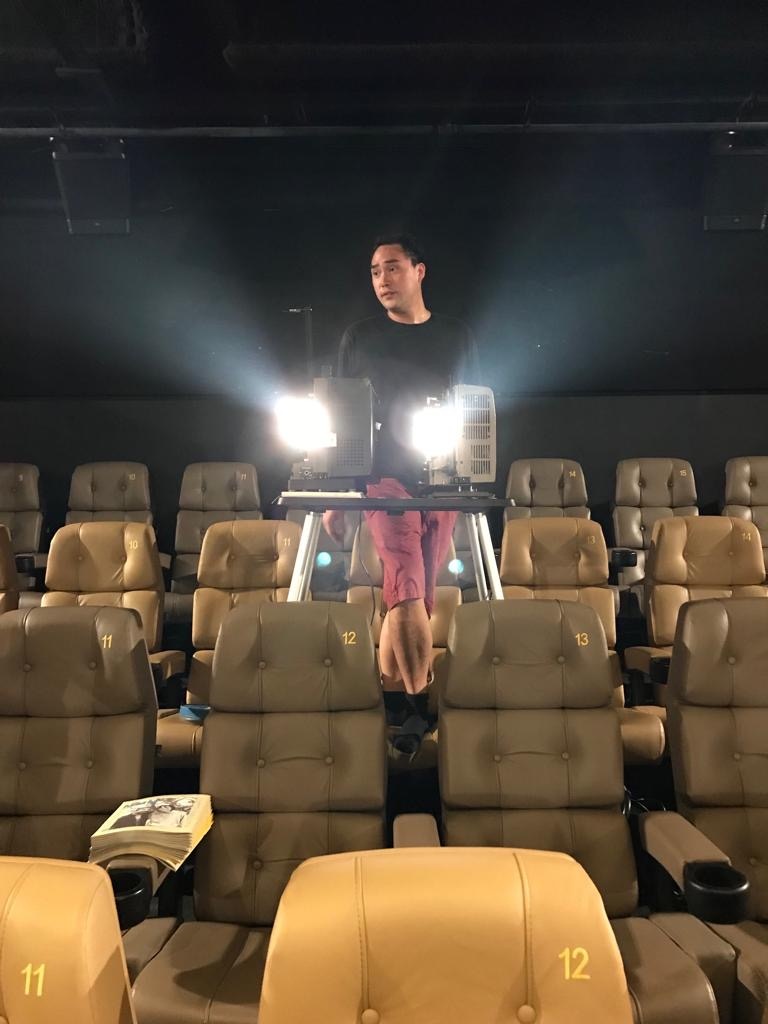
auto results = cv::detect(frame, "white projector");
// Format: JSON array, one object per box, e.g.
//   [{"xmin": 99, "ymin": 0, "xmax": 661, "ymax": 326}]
[{"xmin": 414, "ymin": 384, "xmax": 497, "ymax": 488}]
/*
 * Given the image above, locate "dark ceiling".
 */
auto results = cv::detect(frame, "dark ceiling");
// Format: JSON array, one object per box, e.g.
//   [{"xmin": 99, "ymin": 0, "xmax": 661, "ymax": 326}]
[{"xmin": 2, "ymin": 2, "xmax": 768, "ymax": 133}]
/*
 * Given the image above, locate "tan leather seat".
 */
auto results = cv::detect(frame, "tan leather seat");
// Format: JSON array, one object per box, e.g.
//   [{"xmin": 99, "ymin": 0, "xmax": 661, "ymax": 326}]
[
  {"xmin": 613, "ymin": 458, "xmax": 698, "ymax": 594},
  {"xmin": 0, "ymin": 605, "xmax": 157, "ymax": 859},
  {"xmin": 0, "ymin": 524, "xmax": 19, "ymax": 614},
  {"xmin": 0, "ymin": 857, "xmax": 136, "ymax": 1023},
  {"xmin": 41, "ymin": 522, "xmax": 185, "ymax": 684},
  {"xmin": 0, "ymin": 462, "xmax": 43, "ymax": 558},
  {"xmin": 156, "ymin": 519, "xmax": 300, "ymax": 764},
  {"xmin": 625, "ymin": 517, "xmax": 768, "ymax": 704},
  {"xmin": 66, "ymin": 462, "xmax": 153, "ymax": 524},
  {"xmin": 667, "ymin": 597, "xmax": 768, "ymax": 1024},
  {"xmin": 0, "ymin": 604, "xmax": 176, "ymax": 981},
  {"xmin": 504, "ymin": 457, "xmax": 590, "ymax": 521},
  {"xmin": 259, "ymin": 847, "xmax": 634, "ymax": 1024},
  {"xmin": 439, "ymin": 599, "xmax": 730, "ymax": 1024},
  {"xmin": 285, "ymin": 509, "xmax": 361, "ymax": 600},
  {"xmin": 132, "ymin": 601, "xmax": 387, "ymax": 1024},
  {"xmin": 500, "ymin": 518, "xmax": 665, "ymax": 765},
  {"xmin": 165, "ymin": 462, "xmax": 263, "ymax": 626},
  {"xmin": 723, "ymin": 456, "xmax": 768, "ymax": 570},
  {"xmin": 0, "ymin": 463, "xmax": 43, "ymax": 603}
]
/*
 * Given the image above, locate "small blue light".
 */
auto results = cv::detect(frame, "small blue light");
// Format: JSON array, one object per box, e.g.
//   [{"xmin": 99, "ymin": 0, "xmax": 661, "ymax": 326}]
[
  {"xmin": 448, "ymin": 558, "xmax": 464, "ymax": 576},
  {"xmin": 316, "ymin": 551, "xmax": 332, "ymax": 568}
]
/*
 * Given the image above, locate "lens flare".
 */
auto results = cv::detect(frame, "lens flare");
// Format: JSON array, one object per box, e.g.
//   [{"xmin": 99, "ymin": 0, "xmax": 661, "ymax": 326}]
[
  {"xmin": 448, "ymin": 558, "xmax": 465, "ymax": 576},
  {"xmin": 316, "ymin": 551, "xmax": 332, "ymax": 568},
  {"xmin": 275, "ymin": 396, "xmax": 334, "ymax": 450},
  {"xmin": 411, "ymin": 402, "xmax": 462, "ymax": 459}
]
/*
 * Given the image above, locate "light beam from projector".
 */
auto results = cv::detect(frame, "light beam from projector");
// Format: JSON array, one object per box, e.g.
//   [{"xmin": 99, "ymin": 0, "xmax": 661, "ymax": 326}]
[
  {"xmin": 275, "ymin": 395, "xmax": 335, "ymax": 451},
  {"xmin": 411, "ymin": 401, "xmax": 462, "ymax": 460}
]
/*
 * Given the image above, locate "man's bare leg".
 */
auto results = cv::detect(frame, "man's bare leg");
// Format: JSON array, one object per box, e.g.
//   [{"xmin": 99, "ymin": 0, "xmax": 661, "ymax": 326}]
[
  {"xmin": 385, "ymin": 598, "xmax": 432, "ymax": 695},
  {"xmin": 378, "ymin": 614, "xmax": 405, "ymax": 691}
]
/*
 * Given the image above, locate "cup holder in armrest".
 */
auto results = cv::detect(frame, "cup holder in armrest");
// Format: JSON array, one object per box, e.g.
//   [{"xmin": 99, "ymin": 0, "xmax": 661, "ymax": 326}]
[
  {"xmin": 683, "ymin": 860, "xmax": 749, "ymax": 924},
  {"xmin": 109, "ymin": 867, "xmax": 152, "ymax": 930}
]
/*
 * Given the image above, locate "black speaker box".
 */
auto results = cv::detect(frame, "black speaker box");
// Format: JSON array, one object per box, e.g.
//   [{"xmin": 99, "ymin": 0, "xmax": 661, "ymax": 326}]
[
  {"xmin": 52, "ymin": 148, "xmax": 130, "ymax": 235},
  {"xmin": 704, "ymin": 147, "xmax": 768, "ymax": 231}
]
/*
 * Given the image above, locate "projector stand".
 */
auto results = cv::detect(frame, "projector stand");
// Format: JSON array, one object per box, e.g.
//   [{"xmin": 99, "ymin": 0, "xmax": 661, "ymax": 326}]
[{"xmin": 278, "ymin": 492, "xmax": 507, "ymax": 603}]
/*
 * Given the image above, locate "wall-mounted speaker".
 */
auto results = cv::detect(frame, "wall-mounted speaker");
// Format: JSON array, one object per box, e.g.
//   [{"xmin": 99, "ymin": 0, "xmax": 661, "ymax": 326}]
[
  {"xmin": 52, "ymin": 144, "xmax": 130, "ymax": 235},
  {"xmin": 704, "ymin": 136, "xmax": 768, "ymax": 231}
]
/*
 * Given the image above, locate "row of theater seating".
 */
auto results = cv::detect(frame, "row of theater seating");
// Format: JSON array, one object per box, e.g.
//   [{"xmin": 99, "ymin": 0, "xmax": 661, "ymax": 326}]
[
  {"xmin": 0, "ymin": 847, "xmax": 641, "ymax": 1023},
  {"xmin": 1, "ymin": 596, "xmax": 766, "ymax": 1023},
  {"xmin": 5, "ymin": 456, "xmax": 768, "ymax": 615},
  {"xmin": 0, "ymin": 512, "xmax": 764, "ymax": 773}
]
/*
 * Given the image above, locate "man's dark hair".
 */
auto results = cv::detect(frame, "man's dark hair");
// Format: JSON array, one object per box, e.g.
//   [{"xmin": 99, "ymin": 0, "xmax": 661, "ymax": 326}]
[{"xmin": 371, "ymin": 233, "xmax": 426, "ymax": 266}]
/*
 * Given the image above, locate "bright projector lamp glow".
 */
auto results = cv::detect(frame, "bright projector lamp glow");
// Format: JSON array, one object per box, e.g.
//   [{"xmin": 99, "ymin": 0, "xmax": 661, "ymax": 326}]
[
  {"xmin": 275, "ymin": 396, "xmax": 335, "ymax": 451},
  {"xmin": 412, "ymin": 402, "xmax": 462, "ymax": 460},
  {"xmin": 448, "ymin": 558, "xmax": 464, "ymax": 576}
]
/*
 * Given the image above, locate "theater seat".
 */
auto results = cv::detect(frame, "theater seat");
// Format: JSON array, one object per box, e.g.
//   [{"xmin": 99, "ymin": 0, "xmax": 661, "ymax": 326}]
[
  {"xmin": 0, "ymin": 605, "xmax": 175, "ymax": 981},
  {"xmin": 0, "ymin": 524, "xmax": 19, "ymax": 614},
  {"xmin": 723, "ymin": 455, "xmax": 768, "ymax": 569},
  {"xmin": 666, "ymin": 597, "xmax": 768, "ymax": 1024},
  {"xmin": 625, "ymin": 517, "xmax": 768, "ymax": 705},
  {"xmin": 259, "ymin": 847, "xmax": 634, "ymax": 1024},
  {"xmin": 0, "ymin": 462, "xmax": 43, "ymax": 599},
  {"xmin": 0, "ymin": 857, "xmax": 136, "ymax": 1024},
  {"xmin": 504, "ymin": 457, "xmax": 590, "ymax": 521},
  {"xmin": 66, "ymin": 462, "xmax": 153, "ymax": 524},
  {"xmin": 285, "ymin": 508, "xmax": 361, "ymax": 600},
  {"xmin": 156, "ymin": 519, "xmax": 300, "ymax": 765},
  {"xmin": 499, "ymin": 517, "xmax": 665, "ymax": 764},
  {"xmin": 165, "ymin": 461, "xmax": 263, "ymax": 626},
  {"xmin": 612, "ymin": 458, "xmax": 698, "ymax": 597},
  {"xmin": 132, "ymin": 602, "xmax": 387, "ymax": 1024},
  {"xmin": 439, "ymin": 600, "xmax": 732, "ymax": 1024},
  {"xmin": 41, "ymin": 522, "xmax": 185, "ymax": 685}
]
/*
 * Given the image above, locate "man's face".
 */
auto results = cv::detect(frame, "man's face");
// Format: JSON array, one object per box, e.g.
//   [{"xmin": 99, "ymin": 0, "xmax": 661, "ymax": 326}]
[{"xmin": 370, "ymin": 244, "xmax": 425, "ymax": 314}]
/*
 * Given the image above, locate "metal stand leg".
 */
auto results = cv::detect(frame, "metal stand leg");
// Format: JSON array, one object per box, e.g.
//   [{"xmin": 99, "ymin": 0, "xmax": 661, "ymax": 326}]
[
  {"xmin": 477, "ymin": 513, "xmax": 503, "ymax": 600},
  {"xmin": 287, "ymin": 512, "xmax": 322, "ymax": 602},
  {"xmin": 464, "ymin": 512, "xmax": 490, "ymax": 602}
]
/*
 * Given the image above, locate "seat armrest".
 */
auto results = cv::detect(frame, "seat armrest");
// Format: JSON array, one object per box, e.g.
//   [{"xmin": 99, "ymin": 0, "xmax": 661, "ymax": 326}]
[
  {"xmin": 158, "ymin": 551, "xmax": 172, "ymax": 570},
  {"xmin": 639, "ymin": 812, "xmax": 730, "ymax": 888},
  {"xmin": 610, "ymin": 548, "xmax": 638, "ymax": 570},
  {"xmin": 393, "ymin": 813, "xmax": 441, "ymax": 848},
  {"xmin": 33, "ymin": 552, "xmax": 48, "ymax": 569},
  {"xmin": 625, "ymin": 645, "xmax": 672, "ymax": 675},
  {"xmin": 149, "ymin": 649, "xmax": 186, "ymax": 684},
  {"xmin": 649, "ymin": 656, "xmax": 671, "ymax": 686}
]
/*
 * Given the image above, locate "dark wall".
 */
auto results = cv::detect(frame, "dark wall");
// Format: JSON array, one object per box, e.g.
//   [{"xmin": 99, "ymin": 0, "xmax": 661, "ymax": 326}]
[
  {"xmin": 1, "ymin": 392, "xmax": 765, "ymax": 552},
  {"xmin": 1, "ymin": 133, "xmax": 767, "ymax": 398}
]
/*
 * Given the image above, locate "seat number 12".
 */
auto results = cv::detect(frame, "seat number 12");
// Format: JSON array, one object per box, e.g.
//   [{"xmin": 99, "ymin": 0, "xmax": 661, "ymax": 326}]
[{"xmin": 559, "ymin": 947, "xmax": 590, "ymax": 980}]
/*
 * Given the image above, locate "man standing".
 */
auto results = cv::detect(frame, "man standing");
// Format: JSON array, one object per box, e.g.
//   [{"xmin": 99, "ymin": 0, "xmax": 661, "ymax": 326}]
[{"xmin": 324, "ymin": 234, "xmax": 478, "ymax": 708}]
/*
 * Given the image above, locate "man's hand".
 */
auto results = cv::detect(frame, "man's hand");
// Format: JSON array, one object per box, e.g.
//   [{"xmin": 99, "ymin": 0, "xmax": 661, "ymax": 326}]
[{"xmin": 322, "ymin": 509, "xmax": 346, "ymax": 545}]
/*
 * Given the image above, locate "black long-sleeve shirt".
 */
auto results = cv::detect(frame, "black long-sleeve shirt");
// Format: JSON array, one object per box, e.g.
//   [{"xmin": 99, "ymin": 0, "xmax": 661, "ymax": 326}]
[{"xmin": 337, "ymin": 313, "xmax": 480, "ymax": 486}]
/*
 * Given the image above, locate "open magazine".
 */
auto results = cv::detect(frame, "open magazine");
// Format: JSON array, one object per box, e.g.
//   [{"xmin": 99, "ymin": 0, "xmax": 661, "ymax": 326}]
[{"xmin": 90, "ymin": 794, "xmax": 213, "ymax": 871}]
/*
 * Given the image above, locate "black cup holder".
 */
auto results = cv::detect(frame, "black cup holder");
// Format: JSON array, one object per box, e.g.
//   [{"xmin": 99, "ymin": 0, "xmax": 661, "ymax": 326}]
[
  {"xmin": 109, "ymin": 867, "xmax": 152, "ymax": 929},
  {"xmin": 683, "ymin": 860, "xmax": 749, "ymax": 924}
]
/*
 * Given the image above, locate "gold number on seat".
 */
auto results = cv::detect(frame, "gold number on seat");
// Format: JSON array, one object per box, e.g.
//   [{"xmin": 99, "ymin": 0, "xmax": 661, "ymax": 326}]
[
  {"xmin": 21, "ymin": 963, "xmax": 45, "ymax": 996},
  {"xmin": 559, "ymin": 947, "xmax": 590, "ymax": 980},
  {"xmin": 102, "ymin": 634, "xmax": 113, "ymax": 649},
  {"xmin": 568, "ymin": 470, "xmax": 577, "ymax": 478},
  {"xmin": 745, "ymin": 532, "xmax": 752, "ymax": 541},
  {"xmin": 240, "ymin": 472, "xmax": 247, "ymax": 480},
  {"xmin": 128, "ymin": 540, "xmax": 138, "ymax": 550},
  {"xmin": 343, "ymin": 631, "xmax": 357, "ymax": 645},
  {"xmin": 586, "ymin": 535, "xmax": 595, "ymax": 544},
  {"xmin": 128, "ymin": 473, "xmax": 136, "ymax": 481},
  {"xmin": 574, "ymin": 633, "xmax": 589, "ymax": 647}
]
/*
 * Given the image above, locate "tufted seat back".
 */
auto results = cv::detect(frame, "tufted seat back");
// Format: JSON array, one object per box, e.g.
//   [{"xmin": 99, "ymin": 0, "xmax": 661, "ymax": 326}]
[
  {"xmin": 0, "ymin": 525, "xmax": 19, "ymax": 615},
  {"xmin": 0, "ymin": 463, "xmax": 42, "ymax": 555},
  {"xmin": 504, "ymin": 458, "xmax": 590, "ymax": 521},
  {"xmin": 723, "ymin": 456, "xmax": 768, "ymax": 568},
  {"xmin": 66, "ymin": 462, "xmax": 153, "ymax": 525},
  {"xmin": 0, "ymin": 606, "xmax": 157, "ymax": 860},
  {"xmin": 194, "ymin": 601, "xmax": 387, "ymax": 926}
]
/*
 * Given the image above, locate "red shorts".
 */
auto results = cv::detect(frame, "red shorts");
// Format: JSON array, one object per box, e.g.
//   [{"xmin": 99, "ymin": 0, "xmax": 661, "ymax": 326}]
[{"xmin": 365, "ymin": 478, "xmax": 458, "ymax": 617}]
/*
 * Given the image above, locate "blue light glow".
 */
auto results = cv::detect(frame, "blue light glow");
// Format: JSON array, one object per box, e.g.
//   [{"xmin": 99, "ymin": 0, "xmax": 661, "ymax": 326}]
[
  {"xmin": 316, "ymin": 551, "xmax": 332, "ymax": 568},
  {"xmin": 448, "ymin": 558, "xmax": 465, "ymax": 576}
]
